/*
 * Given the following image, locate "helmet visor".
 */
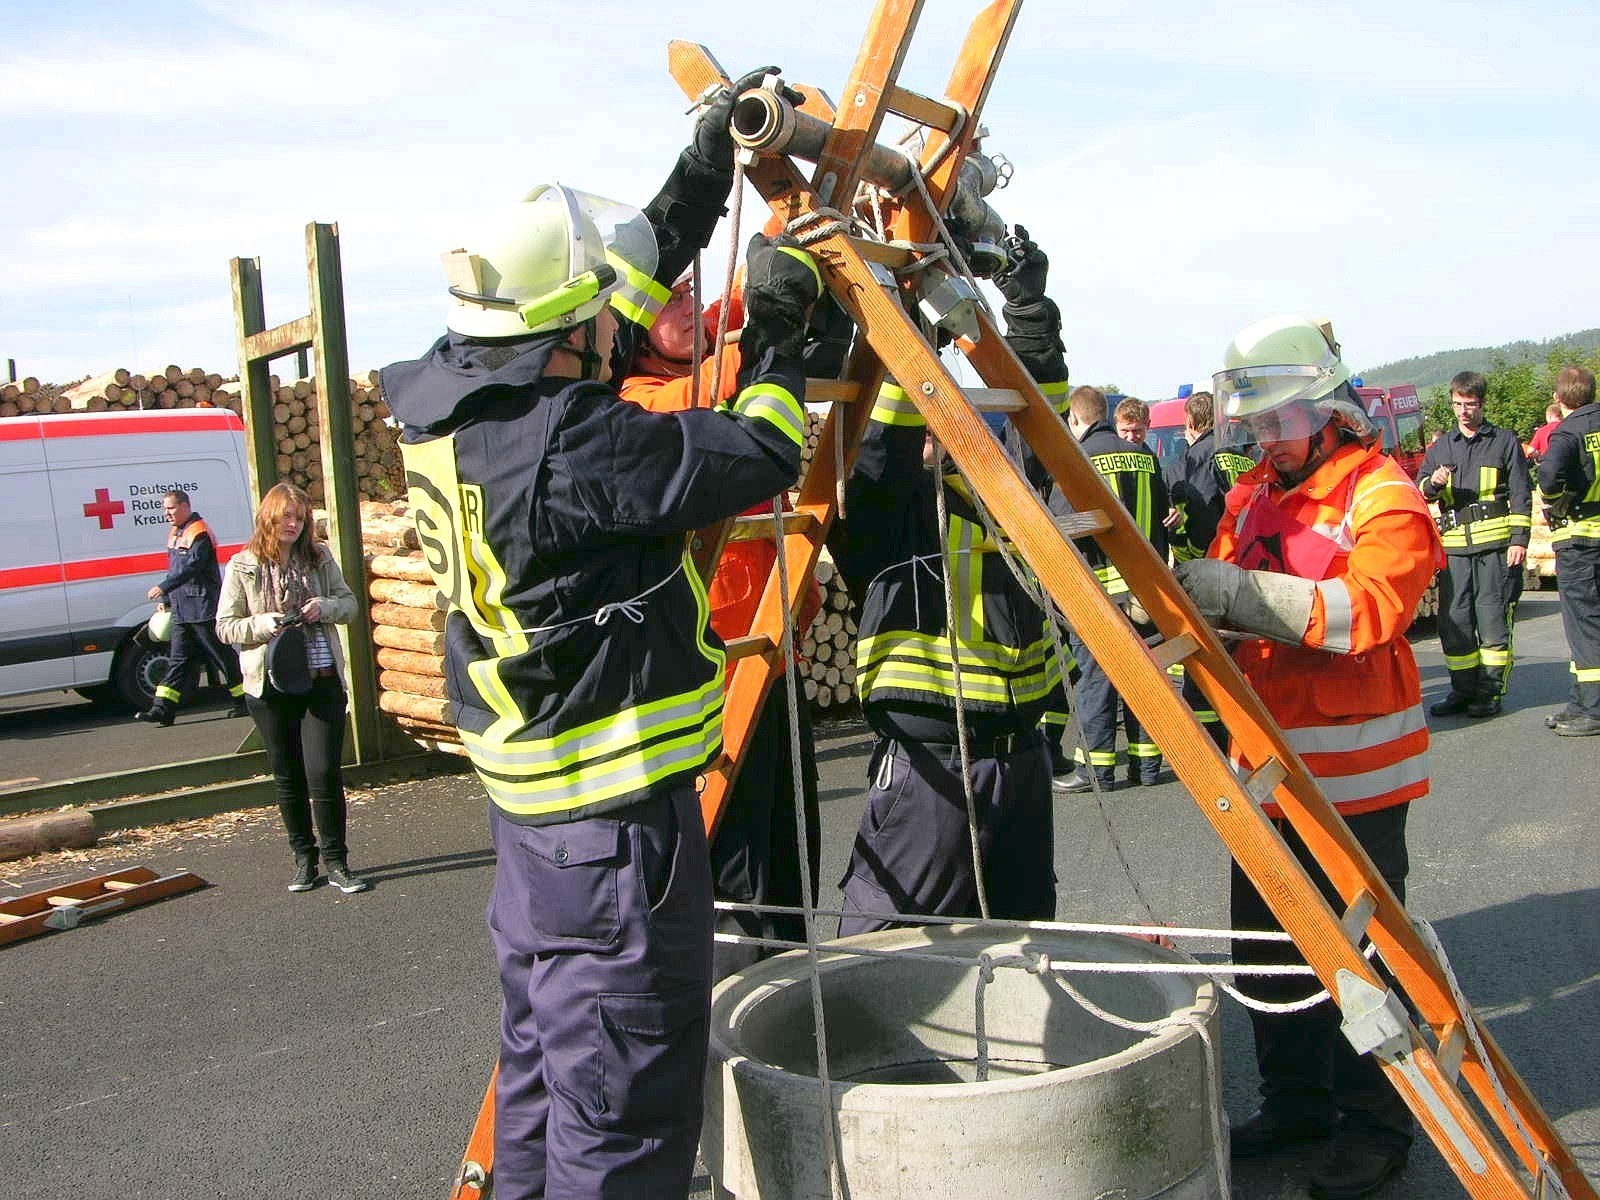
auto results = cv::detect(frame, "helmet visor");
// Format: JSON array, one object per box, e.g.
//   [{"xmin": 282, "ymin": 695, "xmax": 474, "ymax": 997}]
[{"xmin": 1214, "ymin": 364, "xmax": 1336, "ymax": 449}]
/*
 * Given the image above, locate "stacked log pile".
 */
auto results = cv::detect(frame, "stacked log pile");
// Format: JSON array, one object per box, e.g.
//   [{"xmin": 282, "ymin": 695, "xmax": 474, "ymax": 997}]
[
  {"xmin": 796, "ymin": 554, "xmax": 859, "ymax": 712},
  {"xmin": 0, "ymin": 377, "xmax": 71, "ymax": 417},
  {"xmin": 56, "ymin": 365, "xmax": 241, "ymax": 413}
]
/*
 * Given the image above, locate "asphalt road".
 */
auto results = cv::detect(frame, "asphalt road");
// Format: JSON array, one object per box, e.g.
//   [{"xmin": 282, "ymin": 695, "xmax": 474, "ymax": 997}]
[
  {"xmin": 2, "ymin": 588, "xmax": 1596, "ymax": 1199},
  {"xmin": 0, "ymin": 686, "xmax": 250, "ymax": 792}
]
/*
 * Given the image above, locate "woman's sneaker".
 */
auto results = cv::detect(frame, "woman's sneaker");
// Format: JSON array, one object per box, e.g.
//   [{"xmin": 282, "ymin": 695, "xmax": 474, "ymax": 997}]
[
  {"xmin": 288, "ymin": 859, "xmax": 318, "ymax": 892},
  {"xmin": 325, "ymin": 863, "xmax": 370, "ymax": 894}
]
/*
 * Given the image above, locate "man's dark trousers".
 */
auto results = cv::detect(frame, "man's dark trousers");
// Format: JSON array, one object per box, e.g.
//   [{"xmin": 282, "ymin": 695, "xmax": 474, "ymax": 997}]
[
  {"xmin": 1556, "ymin": 544, "xmax": 1600, "ymax": 716},
  {"xmin": 1231, "ymin": 804, "xmax": 1415, "ymax": 1154},
  {"xmin": 838, "ymin": 733, "xmax": 1056, "ymax": 934},
  {"xmin": 487, "ymin": 784, "xmax": 712, "ymax": 1200},
  {"xmin": 1437, "ymin": 550, "xmax": 1522, "ymax": 701},
  {"xmin": 153, "ymin": 620, "xmax": 243, "ymax": 711}
]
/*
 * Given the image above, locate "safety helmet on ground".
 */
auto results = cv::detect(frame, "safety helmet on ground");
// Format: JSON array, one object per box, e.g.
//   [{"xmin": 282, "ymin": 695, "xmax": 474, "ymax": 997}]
[
  {"xmin": 1213, "ymin": 314, "xmax": 1372, "ymax": 449},
  {"xmin": 441, "ymin": 184, "xmax": 659, "ymax": 339},
  {"xmin": 147, "ymin": 608, "xmax": 172, "ymax": 643}
]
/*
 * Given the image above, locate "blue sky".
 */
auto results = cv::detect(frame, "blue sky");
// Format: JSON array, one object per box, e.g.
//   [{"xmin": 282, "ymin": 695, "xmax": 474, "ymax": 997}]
[{"xmin": 3, "ymin": 0, "xmax": 1597, "ymax": 400}]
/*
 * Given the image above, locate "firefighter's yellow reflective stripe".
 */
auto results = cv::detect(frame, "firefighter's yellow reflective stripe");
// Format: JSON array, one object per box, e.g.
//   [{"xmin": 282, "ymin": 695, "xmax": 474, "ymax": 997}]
[
  {"xmin": 1196, "ymin": 709, "xmax": 1220, "ymax": 724},
  {"xmin": 949, "ymin": 517, "xmax": 984, "ymax": 645},
  {"xmin": 1553, "ymin": 518, "xmax": 1600, "ymax": 542},
  {"xmin": 730, "ymin": 382, "xmax": 806, "ymax": 447},
  {"xmin": 1508, "ymin": 514, "xmax": 1531, "ymax": 529},
  {"xmin": 1478, "ymin": 466, "xmax": 1499, "ymax": 498},
  {"xmin": 1573, "ymin": 664, "xmax": 1600, "ymax": 682},
  {"xmin": 1075, "ymin": 747, "xmax": 1118, "ymax": 767},
  {"xmin": 1480, "ymin": 645, "xmax": 1511, "ymax": 668},
  {"xmin": 1166, "ymin": 662, "xmax": 1186, "ymax": 678},
  {"xmin": 871, "ymin": 382, "xmax": 925, "ymax": 427},
  {"xmin": 228, "ymin": 683, "xmax": 245, "ymax": 697},
  {"xmin": 1041, "ymin": 379, "xmax": 1069, "ymax": 415},
  {"xmin": 776, "ymin": 244, "xmax": 824, "ymax": 294},
  {"xmin": 604, "ymin": 250, "xmax": 671, "ymax": 329},
  {"xmin": 1040, "ymin": 711, "xmax": 1069, "ymax": 729},
  {"xmin": 1217, "ymin": 452, "xmax": 1257, "ymax": 481},
  {"xmin": 856, "ymin": 632, "xmax": 1062, "ymax": 705},
  {"xmin": 1444, "ymin": 650, "xmax": 1481, "ymax": 671},
  {"xmin": 461, "ymin": 676, "xmax": 724, "ymax": 815},
  {"xmin": 156, "ymin": 685, "xmax": 181, "ymax": 702},
  {"xmin": 1128, "ymin": 742, "xmax": 1161, "ymax": 759},
  {"xmin": 1096, "ymin": 563, "xmax": 1130, "ymax": 596}
]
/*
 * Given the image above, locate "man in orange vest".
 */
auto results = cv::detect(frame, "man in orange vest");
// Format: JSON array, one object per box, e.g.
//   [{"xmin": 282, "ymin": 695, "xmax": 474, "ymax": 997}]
[
  {"xmin": 618, "ymin": 269, "xmax": 826, "ymax": 980},
  {"xmin": 1175, "ymin": 315, "xmax": 1444, "ymax": 1200}
]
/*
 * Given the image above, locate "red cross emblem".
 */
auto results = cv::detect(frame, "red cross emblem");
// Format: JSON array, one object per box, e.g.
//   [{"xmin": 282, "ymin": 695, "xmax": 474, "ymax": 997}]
[{"xmin": 82, "ymin": 487, "xmax": 127, "ymax": 529}]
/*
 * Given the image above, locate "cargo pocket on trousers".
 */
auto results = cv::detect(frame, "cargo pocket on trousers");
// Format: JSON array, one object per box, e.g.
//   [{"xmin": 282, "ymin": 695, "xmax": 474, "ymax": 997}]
[
  {"xmin": 593, "ymin": 986, "xmax": 708, "ymax": 1133},
  {"xmin": 520, "ymin": 821, "xmax": 624, "ymax": 948}
]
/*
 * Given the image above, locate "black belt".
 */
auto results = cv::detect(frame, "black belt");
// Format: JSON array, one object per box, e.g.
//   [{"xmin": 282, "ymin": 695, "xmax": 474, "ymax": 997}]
[
  {"xmin": 310, "ymin": 666, "xmax": 338, "ymax": 679},
  {"xmin": 913, "ymin": 729, "xmax": 1040, "ymax": 758},
  {"xmin": 1436, "ymin": 499, "xmax": 1510, "ymax": 533}
]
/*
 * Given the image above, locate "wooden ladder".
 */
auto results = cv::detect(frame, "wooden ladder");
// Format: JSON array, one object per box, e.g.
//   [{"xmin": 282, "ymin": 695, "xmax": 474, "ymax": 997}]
[
  {"xmin": 450, "ymin": 3, "xmax": 1594, "ymax": 1197},
  {"xmin": 0, "ymin": 866, "xmax": 207, "ymax": 947}
]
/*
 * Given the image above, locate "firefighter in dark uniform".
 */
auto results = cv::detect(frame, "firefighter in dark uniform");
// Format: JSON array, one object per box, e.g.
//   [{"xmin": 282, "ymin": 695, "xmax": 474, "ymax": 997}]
[
  {"xmin": 381, "ymin": 73, "xmax": 820, "ymax": 1200},
  {"xmin": 136, "ymin": 488, "xmax": 245, "ymax": 725},
  {"xmin": 831, "ymin": 229, "xmax": 1065, "ymax": 932},
  {"xmin": 1165, "ymin": 389, "xmax": 1257, "ymax": 748},
  {"xmin": 1538, "ymin": 364, "xmax": 1600, "ymax": 736},
  {"xmin": 1416, "ymin": 370, "xmax": 1531, "ymax": 718},
  {"xmin": 1050, "ymin": 387, "xmax": 1170, "ymax": 792}
]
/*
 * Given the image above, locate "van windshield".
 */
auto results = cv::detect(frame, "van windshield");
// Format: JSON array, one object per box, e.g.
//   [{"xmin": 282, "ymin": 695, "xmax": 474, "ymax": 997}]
[{"xmin": 1149, "ymin": 424, "xmax": 1188, "ymax": 472}]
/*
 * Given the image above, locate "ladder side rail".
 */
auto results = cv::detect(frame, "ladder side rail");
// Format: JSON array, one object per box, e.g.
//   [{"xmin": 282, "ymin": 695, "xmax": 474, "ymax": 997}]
[
  {"xmin": 229, "ymin": 256, "xmax": 282, "ymax": 500},
  {"xmin": 912, "ymin": 0, "xmax": 1024, "ymax": 207},
  {"xmin": 809, "ymin": 0, "xmax": 927, "ymax": 209},
  {"xmin": 946, "ymin": 319, "xmax": 1535, "ymax": 1197}
]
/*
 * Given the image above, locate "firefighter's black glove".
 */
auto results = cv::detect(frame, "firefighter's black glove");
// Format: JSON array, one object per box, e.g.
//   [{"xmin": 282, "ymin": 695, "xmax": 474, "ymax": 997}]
[
  {"xmin": 802, "ymin": 293, "xmax": 855, "ymax": 378},
  {"xmin": 743, "ymin": 233, "xmax": 822, "ymax": 358},
  {"xmin": 691, "ymin": 67, "xmax": 797, "ymax": 172},
  {"xmin": 995, "ymin": 224, "xmax": 1049, "ymax": 307}
]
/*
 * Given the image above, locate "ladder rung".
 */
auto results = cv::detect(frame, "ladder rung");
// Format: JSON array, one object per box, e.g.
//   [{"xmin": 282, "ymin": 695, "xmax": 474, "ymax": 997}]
[
  {"xmin": 1051, "ymin": 510, "xmax": 1112, "ymax": 540},
  {"xmin": 885, "ymin": 85, "xmax": 962, "ymax": 133},
  {"xmin": 806, "ymin": 380, "xmax": 861, "ymax": 405},
  {"xmin": 725, "ymin": 634, "xmax": 778, "ymax": 662},
  {"xmin": 0, "ymin": 912, "xmax": 23, "ymax": 925},
  {"xmin": 727, "ymin": 511, "xmax": 821, "ymax": 543},
  {"xmin": 966, "ymin": 387, "xmax": 1027, "ymax": 414},
  {"xmin": 1244, "ymin": 758, "xmax": 1288, "ymax": 806},
  {"xmin": 1149, "ymin": 633, "xmax": 1201, "ymax": 672},
  {"xmin": 1436, "ymin": 1021, "xmax": 1467, "ymax": 1083},
  {"xmin": 46, "ymin": 895, "xmax": 81, "ymax": 908},
  {"xmin": 848, "ymin": 237, "xmax": 917, "ymax": 271},
  {"xmin": 103, "ymin": 880, "xmax": 140, "ymax": 892},
  {"xmin": 1340, "ymin": 889, "xmax": 1378, "ymax": 943}
]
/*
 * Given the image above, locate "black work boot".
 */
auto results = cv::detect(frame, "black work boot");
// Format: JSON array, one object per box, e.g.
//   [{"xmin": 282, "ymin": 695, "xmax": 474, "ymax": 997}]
[
  {"xmin": 1465, "ymin": 695, "xmax": 1501, "ymax": 718},
  {"xmin": 1308, "ymin": 1130, "xmax": 1408, "ymax": 1199},
  {"xmin": 1428, "ymin": 692, "xmax": 1472, "ymax": 717},
  {"xmin": 1554, "ymin": 712, "xmax": 1600, "ymax": 737},
  {"xmin": 226, "ymin": 698, "xmax": 249, "ymax": 718},
  {"xmin": 325, "ymin": 861, "xmax": 370, "ymax": 894},
  {"xmin": 288, "ymin": 857, "xmax": 319, "ymax": 892},
  {"xmin": 1229, "ymin": 1108, "xmax": 1333, "ymax": 1159},
  {"xmin": 134, "ymin": 704, "xmax": 175, "ymax": 727}
]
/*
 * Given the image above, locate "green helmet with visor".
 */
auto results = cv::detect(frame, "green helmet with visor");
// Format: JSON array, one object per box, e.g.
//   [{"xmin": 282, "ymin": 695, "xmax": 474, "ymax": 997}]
[
  {"xmin": 442, "ymin": 184, "xmax": 659, "ymax": 339},
  {"xmin": 1213, "ymin": 314, "xmax": 1352, "ymax": 450}
]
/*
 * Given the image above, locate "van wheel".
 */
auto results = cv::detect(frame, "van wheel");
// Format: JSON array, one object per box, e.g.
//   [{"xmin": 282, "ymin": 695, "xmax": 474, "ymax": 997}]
[{"xmin": 112, "ymin": 635, "xmax": 172, "ymax": 711}]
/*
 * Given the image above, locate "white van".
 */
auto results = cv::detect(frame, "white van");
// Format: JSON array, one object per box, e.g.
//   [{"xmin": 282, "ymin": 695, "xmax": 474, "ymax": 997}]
[{"xmin": 0, "ymin": 409, "xmax": 255, "ymax": 709}]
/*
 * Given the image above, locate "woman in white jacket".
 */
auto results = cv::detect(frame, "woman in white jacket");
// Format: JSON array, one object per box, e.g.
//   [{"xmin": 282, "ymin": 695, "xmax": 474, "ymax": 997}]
[{"xmin": 217, "ymin": 482, "xmax": 368, "ymax": 894}]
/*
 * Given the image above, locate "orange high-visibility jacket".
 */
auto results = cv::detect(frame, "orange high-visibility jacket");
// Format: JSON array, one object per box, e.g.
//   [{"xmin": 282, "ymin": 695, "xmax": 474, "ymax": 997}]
[
  {"xmin": 1211, "ymin": 441, "xmax": 1445, "ymax": 818},
  {"xmin": 619, "ymin": 345, "xmax": 821, "ymax": 649}
]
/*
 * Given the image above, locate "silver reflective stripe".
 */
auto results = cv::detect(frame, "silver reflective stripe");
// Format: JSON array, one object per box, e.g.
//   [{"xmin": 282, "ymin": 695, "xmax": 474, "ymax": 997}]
[
  {"xmin": 1281, "ymin": 703, "xmax": 1427, "ymax": 756},
  {"xmin": 476, "ymin": 721, "xmax": 721, "ymax": 811},
  {"xmin": 1308, "ymin": 751, "xmax": 1429, "ymax": 807},
  {"xmin": 734, "ymin": 384, "xmax": 806, "ymax": 447},
  {"xmin": 1317, "ymin": 577, "xmax": 1355, "ymax": 653},
  {"xmin": 463, "ymin": 685, "xmax": 716, "ymax": 770}
]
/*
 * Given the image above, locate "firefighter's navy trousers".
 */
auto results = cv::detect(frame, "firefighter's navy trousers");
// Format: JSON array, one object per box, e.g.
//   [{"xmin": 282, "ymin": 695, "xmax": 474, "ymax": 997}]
[{"xmin": 487, "ymin": 785, "xmax": 712, "ymax": 1200}]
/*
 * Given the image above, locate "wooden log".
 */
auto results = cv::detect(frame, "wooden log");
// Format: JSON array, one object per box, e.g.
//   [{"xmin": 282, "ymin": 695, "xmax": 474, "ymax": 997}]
[
  {"xmin": 0, "ymin": 810, "xmax": 97, "ymax": 863},
  {"xmin": 833, "ymin": 682, "xmax": 853, "ymax": 705},
  {"xmin": 373, "ymin": 626, "xmax": 445, "ymax": 654},
  {"xmin": 369, "ymin": 578, "xmax": 444, "ymax": 608},
  {"xmin": 163, "ymin": 364, "xmax": 182, "ymax": 384},
  {"xmin": 366, "ymin": 554, "xmax": 433, "ymax": 583},
  {"xmin": 376, "ymin": 647, "xmax": 444, "ymax": 675},
  {"xmin": 378, "ymin": 691, "xmax": 450, "ymax": 724},
  {"xmin": 379, "ymin": 669, "xmax": 447, "ymax": 699},
  {"xmin": 371, "ymin": 602, "xmax": 446, "ymax": 631}
]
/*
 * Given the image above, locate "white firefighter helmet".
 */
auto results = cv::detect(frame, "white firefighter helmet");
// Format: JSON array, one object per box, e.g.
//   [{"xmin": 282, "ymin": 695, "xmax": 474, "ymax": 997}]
[
  {"xmin": 441, "ymin": 184, "xmax": 659, "ymax": 339},
  {"xmin": 147, "ymin": 608, "xmax": 173, "ymax": 643},
  {"xmin": 1213, "ymin": 314, "xmax": 1370, "ymax": 448}
]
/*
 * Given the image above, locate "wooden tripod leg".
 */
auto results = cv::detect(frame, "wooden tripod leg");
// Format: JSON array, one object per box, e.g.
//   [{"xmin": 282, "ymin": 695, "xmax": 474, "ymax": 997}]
[{"xmin": 449, "ymin": 1063, "xmax": 497, "ymax": 1199}]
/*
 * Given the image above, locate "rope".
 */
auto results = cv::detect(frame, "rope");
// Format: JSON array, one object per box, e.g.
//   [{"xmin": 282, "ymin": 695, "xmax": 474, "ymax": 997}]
[
  {"xmin": 973, "ymin": 953, "xmax": 994, "ymax": 1082},
  {"xmin": 931, "ymin": 449, "xmax": 989, "ymax": 920},
  {"xmin": 510, "ymin": 563, "xmax": 683, "ymax": 635},
  {"xmin": 708, "ymin": 158, "xmax": 746, "ymax": 411},
  {"xmin": 767, "ymin": 491, "xmax": 849, "ymax": 1200}
]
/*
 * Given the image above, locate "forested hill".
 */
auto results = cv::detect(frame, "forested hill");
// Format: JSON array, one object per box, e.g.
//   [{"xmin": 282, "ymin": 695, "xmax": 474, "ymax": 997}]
[{"xmin": 1359, "ymin": 328, "xmax": 1600, "ymax": 390}]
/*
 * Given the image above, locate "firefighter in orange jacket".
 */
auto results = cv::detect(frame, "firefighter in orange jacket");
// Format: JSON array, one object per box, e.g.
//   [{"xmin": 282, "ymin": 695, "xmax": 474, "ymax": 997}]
[
  {"xmin": 618, "ymin": 274, "xmax": 824, "ymax": 979},
  {"xmin": 1174, "ymin": 315, "xmax": 1443, "ymax": 1200}
]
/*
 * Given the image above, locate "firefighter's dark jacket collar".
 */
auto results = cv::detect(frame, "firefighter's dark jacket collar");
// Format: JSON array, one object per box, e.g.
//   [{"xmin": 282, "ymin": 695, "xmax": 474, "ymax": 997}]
[{"xmin": 382, "ymin": 330, "xmax": 563, "ymax": 437}]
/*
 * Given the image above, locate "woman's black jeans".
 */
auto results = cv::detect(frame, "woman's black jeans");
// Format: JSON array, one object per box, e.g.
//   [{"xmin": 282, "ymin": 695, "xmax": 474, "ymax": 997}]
[{"xmin": 247, "ymin": 675, "xmax": 349, "ymax": 865}]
